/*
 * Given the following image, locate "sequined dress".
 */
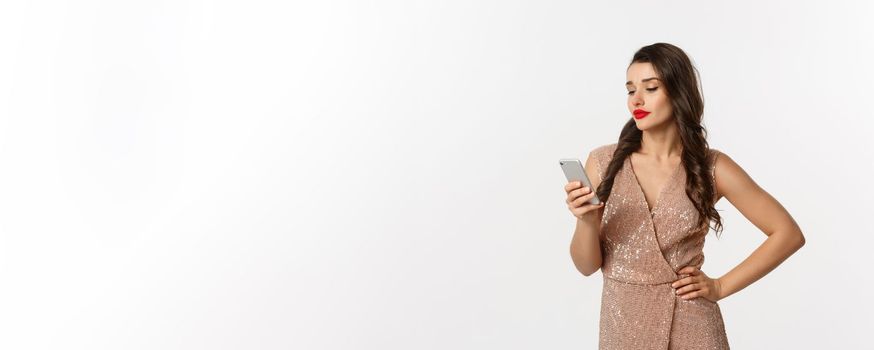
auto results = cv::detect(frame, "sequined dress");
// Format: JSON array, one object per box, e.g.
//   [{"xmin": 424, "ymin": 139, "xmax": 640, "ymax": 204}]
[{"xmin": 591, "ymin": 143, "xmax": 729, "ymax": 350}]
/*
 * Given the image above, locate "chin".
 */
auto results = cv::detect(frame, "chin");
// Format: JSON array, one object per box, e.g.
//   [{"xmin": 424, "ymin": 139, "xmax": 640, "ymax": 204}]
[
  {"xmin": 632, "ymin": 118, "xmax": 649, "ymax": 130},
  {"xmin": 633, "ymin": 116, "xmax": 667, "ymax": 131}
]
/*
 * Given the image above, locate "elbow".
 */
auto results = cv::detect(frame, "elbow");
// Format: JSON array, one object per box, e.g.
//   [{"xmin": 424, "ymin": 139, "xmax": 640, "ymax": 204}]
[
  {"xmin": 577, "ymin": 263, "xmax": 601, "ymax": 277},
  {"xmin": 569, "ymin": 244, "xmax": 602, "ymax": 277},
  {"xmin": 788, "ymin": 229, "xmax": 805, "ymax": 250},
  {"xmin": 796, "ymin": 231, "xmax": 806, "ymax": 248},
  {"xmin": 772, "ymin": 226, "xmax": 805, "ymax": 250}
]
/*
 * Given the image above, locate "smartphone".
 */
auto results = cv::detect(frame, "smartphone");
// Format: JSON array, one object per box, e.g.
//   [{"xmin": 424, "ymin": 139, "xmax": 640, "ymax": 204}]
[{"xmin": 559, "ymin": 158, "xmax": 602, "ymax": 205}]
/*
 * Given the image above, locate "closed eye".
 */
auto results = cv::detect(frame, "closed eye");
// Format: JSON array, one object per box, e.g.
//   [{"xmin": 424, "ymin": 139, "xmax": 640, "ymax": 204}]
[{"xmin": 627, "ymin": 87, "xmax": 659, "ymax": 95}]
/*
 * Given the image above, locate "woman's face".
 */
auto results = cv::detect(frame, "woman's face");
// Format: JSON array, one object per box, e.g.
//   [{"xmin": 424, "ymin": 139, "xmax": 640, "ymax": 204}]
[{"xmin": 626, "ymin": 62, "xmax": 674, "ymax": 131}]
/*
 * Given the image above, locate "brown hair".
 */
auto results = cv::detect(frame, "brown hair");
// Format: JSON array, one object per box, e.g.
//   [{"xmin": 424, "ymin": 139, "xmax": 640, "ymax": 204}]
[{"xmin": 595, "ymin": 42, "xmax": 724, "ymax": 238}]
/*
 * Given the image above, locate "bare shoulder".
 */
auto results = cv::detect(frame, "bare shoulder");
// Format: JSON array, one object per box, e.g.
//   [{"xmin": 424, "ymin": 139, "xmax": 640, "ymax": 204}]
[{"xmin": 711, "ymin": 149, "xmax": 762, "ymax": 203}]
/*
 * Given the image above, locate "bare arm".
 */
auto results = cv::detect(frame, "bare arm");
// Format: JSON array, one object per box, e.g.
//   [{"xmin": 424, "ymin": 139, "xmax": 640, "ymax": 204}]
[
  {"xmin": 568, "ymin": 151, "xmax": 606, "ymax": 277},
  {"xmin": 713, "ymin": 152, "xmax": 806, "ymax": 300}
]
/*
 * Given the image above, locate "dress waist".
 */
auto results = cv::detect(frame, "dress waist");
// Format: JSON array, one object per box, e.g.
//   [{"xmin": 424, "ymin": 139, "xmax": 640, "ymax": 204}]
[{"xmin": 603, "ymin": 274, "xmax": 677, "ymax": 286}]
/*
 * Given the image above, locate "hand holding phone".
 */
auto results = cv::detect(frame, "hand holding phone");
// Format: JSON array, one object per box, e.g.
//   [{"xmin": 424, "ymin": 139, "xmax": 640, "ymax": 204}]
[{"xmin": 560, "ymin": 158, "xmax": 604, "ymax": 219}]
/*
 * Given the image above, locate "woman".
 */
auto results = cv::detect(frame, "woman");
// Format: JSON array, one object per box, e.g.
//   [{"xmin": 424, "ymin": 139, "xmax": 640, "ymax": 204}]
[{"xmin": 565, "ymin": 42, "xmax": 805, "ymax": 349}]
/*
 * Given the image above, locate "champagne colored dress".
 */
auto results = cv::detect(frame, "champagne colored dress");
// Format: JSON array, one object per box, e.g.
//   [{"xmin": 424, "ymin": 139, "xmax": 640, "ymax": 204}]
[{"xmin": 591, "ymin": 143, "xmax": 729, "ymax": 350}]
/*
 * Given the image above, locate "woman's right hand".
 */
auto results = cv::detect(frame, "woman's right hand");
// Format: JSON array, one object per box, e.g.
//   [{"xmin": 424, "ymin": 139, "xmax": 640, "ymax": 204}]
[{"xmin": 565, "ymin": 181, "xmax": 605, "ymax": 221}]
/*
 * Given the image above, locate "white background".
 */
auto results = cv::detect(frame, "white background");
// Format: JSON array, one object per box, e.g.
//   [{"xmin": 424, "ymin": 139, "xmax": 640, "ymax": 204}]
[{"xmin": 1, "ymin": 0, "xmax": 871, "ymax": 349}]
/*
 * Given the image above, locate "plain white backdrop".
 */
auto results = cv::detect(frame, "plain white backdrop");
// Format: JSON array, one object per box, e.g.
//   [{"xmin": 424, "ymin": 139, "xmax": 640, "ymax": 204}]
[{"xmin": 0, "ymin": 0, "xmax": 872, "ymax": 349}]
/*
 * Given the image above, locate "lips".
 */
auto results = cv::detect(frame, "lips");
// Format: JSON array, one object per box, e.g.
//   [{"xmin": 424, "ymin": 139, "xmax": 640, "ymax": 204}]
[{"xmin": 633, "ymin": 109, "xmax": 650, "ymax": 120}]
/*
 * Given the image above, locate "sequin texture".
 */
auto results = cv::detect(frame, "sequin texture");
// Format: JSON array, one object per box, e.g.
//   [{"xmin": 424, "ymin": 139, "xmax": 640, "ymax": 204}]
[{"xmin": 591, "ymin": 143, "xmax": 729, "ymax": 350}]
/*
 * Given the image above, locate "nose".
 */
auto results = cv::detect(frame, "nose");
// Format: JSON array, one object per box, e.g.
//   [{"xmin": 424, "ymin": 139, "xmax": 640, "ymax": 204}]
[{"xmin": 630, "ymin": 92, "xmax": 644, "ymax": 107}]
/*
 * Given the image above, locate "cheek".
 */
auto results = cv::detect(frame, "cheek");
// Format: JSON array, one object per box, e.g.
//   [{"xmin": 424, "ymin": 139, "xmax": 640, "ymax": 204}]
[{"xmin": 654, "ymin": 95, "xmax": 671, "ymax": 112}]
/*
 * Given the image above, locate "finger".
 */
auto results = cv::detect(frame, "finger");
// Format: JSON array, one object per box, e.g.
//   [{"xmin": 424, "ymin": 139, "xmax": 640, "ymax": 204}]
[
  {"xmin": 565, "ymin": 181, "xmax": 582, "ymax": 192},
  {"xmin": 572, "ymin": 192, "xmax": 596, "ymax": 207},
  {"xmin": 680, "ymin": 291, "xmax": 701, "ymax": 300},
  {"xmin": 678, "ymin": 266, "xmax": 699, "ymax": 275},
  {"xmin": 566, "ymin": 191, "xmax": 582, "ymax": 206},
  {"xmin": 574, "ymin": 202, "xmax": 604, "ymax": 217},
  {"xmin": 576, "ymin": 193, "xmax": 604, "ymax": 210},
  {"xmin": 567, "ymin": 186, "xmax": 589, "ymax": 202},
  {"xmin": 671, "ymin": 276, "xmax": 695, "ymax": 289},
  {"xmin": 565, "ymin": 181, "xmax": 583, "ymax": 194},
  {"xmin": 675, "ymin": 282, "xmax": 700, "ymax": 295}
]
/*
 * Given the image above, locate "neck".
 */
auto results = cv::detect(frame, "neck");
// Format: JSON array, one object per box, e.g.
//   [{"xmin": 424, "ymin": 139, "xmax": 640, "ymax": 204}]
[{"xmin": 639, "ymin": 122, "xmax": 682, "ymax": 160}]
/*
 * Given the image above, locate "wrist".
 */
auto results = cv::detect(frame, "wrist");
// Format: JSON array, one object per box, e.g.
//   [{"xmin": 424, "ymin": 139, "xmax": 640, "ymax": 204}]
[
  {"xmin": 578, "ymin": 213, "xmax": 600, "ymax": 224},
  {"xmin": 715, "ymin": 277, "xmax": 726, "ymax": 300}
]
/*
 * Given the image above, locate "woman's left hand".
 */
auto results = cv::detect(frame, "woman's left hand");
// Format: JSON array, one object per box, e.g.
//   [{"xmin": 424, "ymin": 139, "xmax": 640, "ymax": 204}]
[{"xmin": 671, "ymin": 266, "xmax": 723, "ymax": 302}]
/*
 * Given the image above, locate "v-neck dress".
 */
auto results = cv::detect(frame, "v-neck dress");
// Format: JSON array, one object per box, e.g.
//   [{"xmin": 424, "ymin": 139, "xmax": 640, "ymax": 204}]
[{"xmin": 590, "ymin": 143, "xmax": 729, "ymax": 350}]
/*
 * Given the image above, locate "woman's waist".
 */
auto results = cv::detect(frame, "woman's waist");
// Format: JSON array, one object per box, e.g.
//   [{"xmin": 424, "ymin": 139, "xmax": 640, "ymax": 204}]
[{"xmin": 603, "ymin": 274, "xmax": 676, "ymax": 286}]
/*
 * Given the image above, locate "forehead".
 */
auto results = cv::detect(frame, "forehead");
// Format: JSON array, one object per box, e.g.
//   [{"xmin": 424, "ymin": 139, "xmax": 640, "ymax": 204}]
[{"xmin": 626, "ymin": 62, "xmax": 660, "ymax": 85}]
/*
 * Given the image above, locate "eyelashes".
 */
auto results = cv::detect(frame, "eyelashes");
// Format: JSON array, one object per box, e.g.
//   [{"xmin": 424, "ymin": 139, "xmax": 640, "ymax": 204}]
[{"xmin": 627, "ymin": 87, "xmax": 659, "ymax": 96}]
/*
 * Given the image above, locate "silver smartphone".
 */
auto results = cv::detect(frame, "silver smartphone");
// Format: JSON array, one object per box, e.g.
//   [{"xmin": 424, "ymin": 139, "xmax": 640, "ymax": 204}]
[{"xmin": 559, "ymin": 158, "xmax": 602, "ymax": 205}]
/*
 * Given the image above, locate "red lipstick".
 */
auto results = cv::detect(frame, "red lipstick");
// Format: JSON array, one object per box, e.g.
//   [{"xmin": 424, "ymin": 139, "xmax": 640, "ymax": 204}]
[{"xmin": 633, "ymin": 109, "xmax": 650, "ymax": 120}]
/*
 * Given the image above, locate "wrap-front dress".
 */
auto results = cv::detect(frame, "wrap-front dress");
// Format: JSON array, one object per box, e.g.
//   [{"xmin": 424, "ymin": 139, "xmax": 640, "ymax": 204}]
[{"xmin": 591, "ymin": 143, "xmax": 730, "ymax": 350}]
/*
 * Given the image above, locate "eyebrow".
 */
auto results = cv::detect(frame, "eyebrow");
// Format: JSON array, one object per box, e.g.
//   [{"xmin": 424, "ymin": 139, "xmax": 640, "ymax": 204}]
[{"xmin": 626, "ymin": 77, "xmax": 660, "ymax": 86}]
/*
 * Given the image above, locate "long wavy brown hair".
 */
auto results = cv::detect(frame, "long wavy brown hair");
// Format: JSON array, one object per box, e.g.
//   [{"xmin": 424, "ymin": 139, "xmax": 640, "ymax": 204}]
[{"xmin": 595, "ymin": 42, "xmax": 724, "ymax": 238}]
